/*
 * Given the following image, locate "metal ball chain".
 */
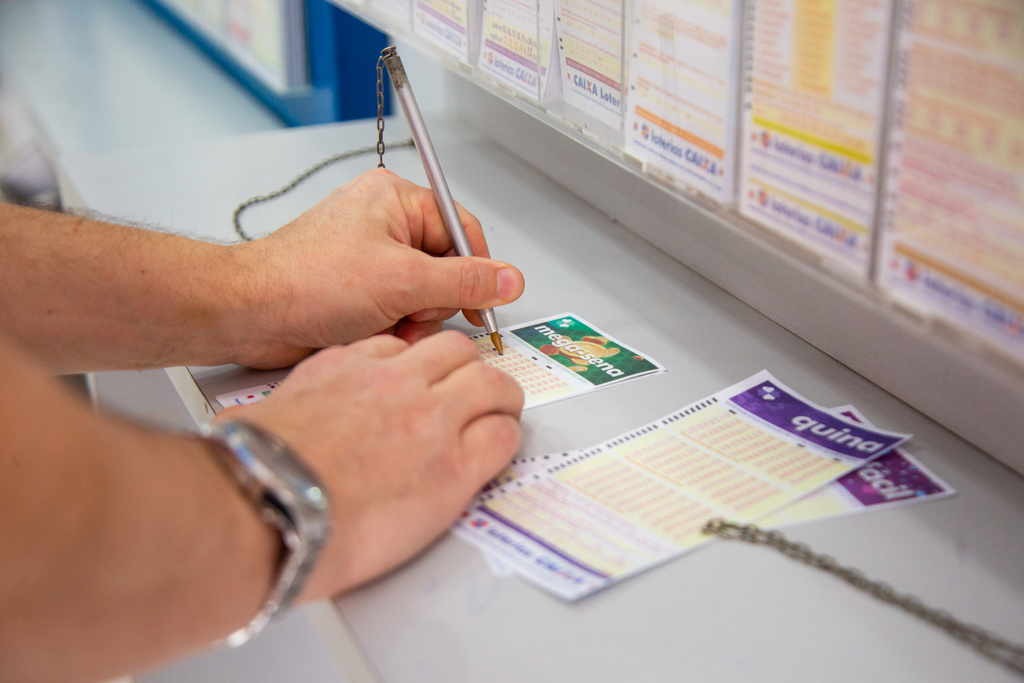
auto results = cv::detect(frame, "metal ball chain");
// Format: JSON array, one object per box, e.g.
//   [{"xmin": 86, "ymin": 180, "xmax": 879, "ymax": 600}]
[
  {"xmin": 703, "ymin": 519, "xmax": 1024, "ymax": 677},
  {"xmin": 231, "ymin": 54, "xmax": 414, "ymax": 242}
]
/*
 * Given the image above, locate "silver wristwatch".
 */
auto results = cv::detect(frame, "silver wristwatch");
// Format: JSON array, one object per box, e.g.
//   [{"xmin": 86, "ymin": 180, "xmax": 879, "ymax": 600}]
[{"xmin": 200, "ymin": 419, "xmax": 331, "ymax": 647}]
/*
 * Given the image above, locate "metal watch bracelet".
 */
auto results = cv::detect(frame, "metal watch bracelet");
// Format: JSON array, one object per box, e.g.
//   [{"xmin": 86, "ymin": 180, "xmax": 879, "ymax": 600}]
[{"xmin": 200, "ymin": 419, "xmax": 331, "ymax": 647}]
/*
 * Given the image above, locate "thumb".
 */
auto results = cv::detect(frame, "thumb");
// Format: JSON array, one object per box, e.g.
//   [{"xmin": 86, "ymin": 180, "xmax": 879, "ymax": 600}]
[{"xmin": 411, "ymin": 254, "xmax": 525, "ymax": 313}]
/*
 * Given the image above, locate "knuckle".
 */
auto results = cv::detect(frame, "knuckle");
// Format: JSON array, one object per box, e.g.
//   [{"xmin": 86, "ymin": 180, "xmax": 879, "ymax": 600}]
[
  {"xmin": 481, "ymin": 416, "xmax": 523, "ymax": 464},
  {"xmin": 478, "ymin": 362, "xmax": 520, "ymax": 402},
  {"xmin": 455, "ymin": 259, "xmax": 491, "ymax": 304},
  {"xmin": 406, "ymin": 407, "xmax": 444, "ymax": 442},
  {"xmin": 386, "ymin": 262, "xmax": 425, "ymax": 310},
  {"xmin": 369, "ymin": 361, "xmax": 406, "ymax": 389},
  {"xmin": 294, "ymin": 345, "xmax": 346, "ymax": 374},
  {"xmin": 359, "ymin": 167, "xmax": 395, "ymax": 186},
  {"xmin": 444, "ymin": 329, "xmax": 480, "ymax": 355}
]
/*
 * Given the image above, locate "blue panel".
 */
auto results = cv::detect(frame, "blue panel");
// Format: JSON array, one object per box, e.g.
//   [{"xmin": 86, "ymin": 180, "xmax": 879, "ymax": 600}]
[
  {"xmin": 136, "ymin": 0, "xmax": 389, "ymax": 126},
  {"xmin": 311, "ymin": 0, "xmax": 391, "ymax": 121}
]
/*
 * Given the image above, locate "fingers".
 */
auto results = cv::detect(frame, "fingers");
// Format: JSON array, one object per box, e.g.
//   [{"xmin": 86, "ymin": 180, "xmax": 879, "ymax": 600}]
[
  {"xmin": 413, "ymin": 333, "xmax": 524, "ymax": 478},
  {"xmin": 437, "ymin": 357, "xmax": 524, "ymax": 427},
  {"xmin": 393, "ymin": 318, "xmax": 443, "ymax": 344},
  {"xmin": 461, "ymin": 309, "xmax": 484, "ymax": 328},
  {"xmin": 409, "ymin": 179, "xmax": 489, "ymax": 259},
  {"xmin": 400, "ymin": 252, "xmax": 525, "ymax": 315},
  {"xmin": 460, "ymin": 413, "xmax": 524, "ymax": 480},
  {"xmin": 350, "ymin": 334, "xmax": 411, "ymax": 358},
  {"xmin": 331, "ymin": 170, "xmax": 523, "ymax": 339},
  {"xmin": 454, "ymin": 201, "xmax": 490, "ymax": 260},
  {"xmin": 390, "ymin": 331, "xmax": 523, "ymax": 422},
  {"xmin": 394, "ymin": 329, "xmax": 482, "ymax": 384},
  {"xmin": 286, "ymin": 335, "xmax": 409, "ymax": 383}
]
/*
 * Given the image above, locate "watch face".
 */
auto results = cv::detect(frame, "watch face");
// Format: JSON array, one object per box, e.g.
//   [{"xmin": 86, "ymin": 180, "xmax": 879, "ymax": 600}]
[
  {"xmin": 213, "ymin": 421, "xmax": 330, "ymax": 541},
  {"xmin": 243, "ymin": 425, "xmax": 328, "ymax": 507}
]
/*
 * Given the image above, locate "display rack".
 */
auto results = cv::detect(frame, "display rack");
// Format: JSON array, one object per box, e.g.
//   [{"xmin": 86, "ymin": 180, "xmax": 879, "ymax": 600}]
[{"xmin": 327, "ymin": 0, "xmax": 1024, "ymax": 477}]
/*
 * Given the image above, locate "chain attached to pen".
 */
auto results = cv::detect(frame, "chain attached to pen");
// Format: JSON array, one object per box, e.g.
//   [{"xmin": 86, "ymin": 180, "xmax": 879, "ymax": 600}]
[
  {"xmin": 231, "ymin": 54, "xmax": 414, "ymax": 242},
  {"xmin": 376, "ymin": 52, "xmax": 387, "ymax": 168},
  {"xmin": 703, "ymin": 519, "xmax": 1024, "ymax": 677}
]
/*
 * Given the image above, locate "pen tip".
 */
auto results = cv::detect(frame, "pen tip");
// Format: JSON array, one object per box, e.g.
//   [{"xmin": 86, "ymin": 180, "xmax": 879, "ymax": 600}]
[{"xmin": 490, "ymin": 332, "xmax": 503, "ymax": 355}]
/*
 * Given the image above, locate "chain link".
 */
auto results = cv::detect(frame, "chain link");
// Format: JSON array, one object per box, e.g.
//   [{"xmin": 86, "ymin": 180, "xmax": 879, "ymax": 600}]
[
  {"xmin": 232, "ymin": 138, "xmax": 413, "ymax": 241},
  {"xmin": 376, "ymin": 54, "xmax": 387, "ymax": 168},
  {"xmin": 703, "ymin": 519, "xmax": 1024, "ymax": 677},
  {"xmin": 231, "ymin": 52, "xmax": 418, "ymax": 241}
]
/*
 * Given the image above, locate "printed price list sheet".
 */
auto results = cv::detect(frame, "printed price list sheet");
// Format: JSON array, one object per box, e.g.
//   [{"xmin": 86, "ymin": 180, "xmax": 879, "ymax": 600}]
[
  {"xmin": 880, "ymin": 0, "xmax": 1024, "ymax": 365},
  {"xmin": 456, "ymin": 370, "xmax": 911, "ymax": 600},
  {"xmin": 623, "ymin": 0, "xmax": 742, "ymax": 202},
  {"xmin": 477, "ymin": 0, "xmax": 559, "ymax": 100},
  {"xmin": 555, "ymin": 0, "xmax": 625, "ymax": 129},
  {"xmin": 738, "ymin": 0, "xmax": 894, "ymax": 274},
  {"xmin": 413, "ymin": 0, "xmax": 472, "ymax": 60}
]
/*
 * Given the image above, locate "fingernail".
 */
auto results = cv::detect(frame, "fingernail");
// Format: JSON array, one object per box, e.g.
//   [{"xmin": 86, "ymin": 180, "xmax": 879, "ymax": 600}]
[{"xmin": 497, "ymin": 268, "xmax": 519, "ymax": 300}]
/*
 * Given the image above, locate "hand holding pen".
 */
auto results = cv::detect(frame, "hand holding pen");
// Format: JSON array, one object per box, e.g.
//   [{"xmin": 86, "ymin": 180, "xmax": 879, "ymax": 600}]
[{"xmin": 381, "ymin": 46, "xmax": 506, "ymax": 354}]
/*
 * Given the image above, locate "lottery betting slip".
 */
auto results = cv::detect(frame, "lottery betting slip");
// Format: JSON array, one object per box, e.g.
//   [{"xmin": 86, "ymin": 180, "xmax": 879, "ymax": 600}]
[
  {"xmin": 455, "ymin": 370, "xmax": 914, "ymax": 601},
  {"xmin": 216, "ymin": 313, "xmax": 664, "ymax": 410},
  {"xmin": 467, "ymin": 313, "xmax": 664, "ymax": 409}
]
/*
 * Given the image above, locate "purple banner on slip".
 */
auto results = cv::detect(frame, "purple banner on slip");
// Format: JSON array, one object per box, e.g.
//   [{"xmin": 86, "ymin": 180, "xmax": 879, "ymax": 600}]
[
  {"xmin": 836, "ymin": 451, "xmax": 947, "ymax": 505},
  {"xmin": 729, "ymin": 378, "xmax": 908, "ymax": 461}
]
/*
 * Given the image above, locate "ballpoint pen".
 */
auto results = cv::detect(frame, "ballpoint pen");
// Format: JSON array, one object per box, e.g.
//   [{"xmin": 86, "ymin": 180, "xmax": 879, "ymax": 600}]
[{"xmin": 380, "ymin": 46, "xmax": 504, "ymax": 355}]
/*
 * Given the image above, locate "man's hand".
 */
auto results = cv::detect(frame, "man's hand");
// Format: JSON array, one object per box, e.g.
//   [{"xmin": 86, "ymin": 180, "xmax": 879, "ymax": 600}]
[
  {"xmin": 230, "ymin": 169, "xmax": 525, "ymax": 369},
  {"xmin": 221, "ymin": 330, "xmax": 525, "ymax": 598},
  {"xmin": 0, "ymin": 329, "xmax": 521, "ymax": 682},
  {"xmin": 0, "ymin": 170, "xmax": 522, "ymax": 374}
]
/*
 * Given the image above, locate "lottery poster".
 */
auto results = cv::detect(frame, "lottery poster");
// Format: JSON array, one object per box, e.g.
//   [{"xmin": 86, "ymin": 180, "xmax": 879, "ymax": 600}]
[
  {"xmin": 623, "ymin": 0, "xmax": 742, "ymax": 203},
  {"xmin": 554, "ymin": 0, "xmax": 625, "ymax": 130},
  {"xmin": 538, "ymin": 0, "xmax": 561, "ymax": 101},
  {"xmin": 478, "ymin": 0, "xmax": 542, "ymax": 99},
  {"xmin": 879, "ymin": 0, "xmax": 1024, "ymax": 366},
  {"xmin": 413, "ymin": 0, "xmax": 474, "ymax": 61},
  {"xmin": 738, "ymin": 0, "xmax": 894, "ymax": 275}
]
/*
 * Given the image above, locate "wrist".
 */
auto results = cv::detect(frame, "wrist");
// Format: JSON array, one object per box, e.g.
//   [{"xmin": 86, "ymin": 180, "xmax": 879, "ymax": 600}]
[
  {"xmin": 215, "ymin": 239, "xmax": 303, "ymax": 368},
  {"xmin": 200, "ymin": 418, "xmax": 332, "ymax": 645}
]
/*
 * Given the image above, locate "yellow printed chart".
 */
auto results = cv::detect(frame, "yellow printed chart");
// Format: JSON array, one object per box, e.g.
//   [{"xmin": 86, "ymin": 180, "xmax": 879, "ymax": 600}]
[
  {"xmin": 488, "ymin": 407, "xmax": 953, "ymax": 529},
  {"xmin": 477, "ymin": 0, "xmax": 542, "ymax": 99},
  {"xmin": 474, "ymin": 341, "xmax": 579, "ymax": 407},
  {"xmin": 880, "ymin": 0, "xmax": 1024, "ymax": 367},
  {"xmin": 555, "ymin": 0, "xmax": 625, "ymax": 129},
  {"xmin": 413, "ymin": 0, "xmax": 471, "ymax": 60},
  {"xmin": 738, "ymin": 0, "xmax": 894, "ymax": 275},
  {"xmin": 623, "ymin": 0, "xmax": 742, "ymax": 203},
  {"xmin": 456, "ymin": 370, "xmax": 911, "ymax": 600}
]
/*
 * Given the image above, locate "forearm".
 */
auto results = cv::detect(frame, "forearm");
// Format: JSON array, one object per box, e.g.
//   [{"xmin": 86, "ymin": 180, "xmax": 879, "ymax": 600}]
[
  {"xmin": 0, "ymin": 337, "xmax": 278, "ymax": 682},
  {"xmin": 0, "ymin": 203, "xmax": 265, "ymax": 373}
]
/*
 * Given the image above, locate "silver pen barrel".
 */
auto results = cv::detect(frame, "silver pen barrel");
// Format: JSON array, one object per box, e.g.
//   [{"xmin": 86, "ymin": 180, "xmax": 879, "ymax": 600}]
[{"xmin": 381, "ymin": 47, "xmax": 502, "ymax": 350}]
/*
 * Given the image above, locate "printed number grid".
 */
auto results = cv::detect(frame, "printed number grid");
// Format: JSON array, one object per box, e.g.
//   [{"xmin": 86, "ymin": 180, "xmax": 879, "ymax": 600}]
[{"xmin": 473, "ymin": 338, "xmax": 577, "ymax": 407}]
